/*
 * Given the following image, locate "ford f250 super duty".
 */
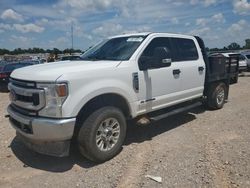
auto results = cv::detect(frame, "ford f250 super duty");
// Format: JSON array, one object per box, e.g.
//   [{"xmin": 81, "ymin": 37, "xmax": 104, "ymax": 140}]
[{"xmin": 7, "ymin": 33, "xmax": 239, "ymax": 162}]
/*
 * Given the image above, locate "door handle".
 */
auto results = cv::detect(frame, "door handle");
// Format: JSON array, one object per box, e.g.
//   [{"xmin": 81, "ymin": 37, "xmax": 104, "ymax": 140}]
[
  {"xmin": 198, "ymin": 66, "xmax": 204, "ymax": 71},
  {"xmin": 173, "ymin": 69, "xmax": 181, "ymax": 75}
]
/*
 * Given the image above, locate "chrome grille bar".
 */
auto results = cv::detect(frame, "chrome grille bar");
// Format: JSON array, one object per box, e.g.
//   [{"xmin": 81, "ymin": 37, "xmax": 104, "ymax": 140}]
[
  {"xmin": 8, "ymin": 82, "xmax": 45, "ymax": 111},
  {"xmin": 9, "ymin": 78, "xmax": 36, "ymax": 88}
]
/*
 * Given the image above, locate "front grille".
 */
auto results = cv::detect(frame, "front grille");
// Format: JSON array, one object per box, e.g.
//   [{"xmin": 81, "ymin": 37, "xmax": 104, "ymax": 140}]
[
  {"xmin": 10, "ymin": 78, "xmax": 36, "ymax": 88},
  {"xmin": 15, "ymin": 93, "xmax": 40, "ymax": 105},
  {"xmin": 8, "ymin": 79, "xmax": 45, "ymax": 112},
  {"xmin": 11, "ymin": 104, "xmax": 37, "ymax": 116},
  {"xmin": 16, "ymin": 94, "xmax": 33, "ymax": 103}
]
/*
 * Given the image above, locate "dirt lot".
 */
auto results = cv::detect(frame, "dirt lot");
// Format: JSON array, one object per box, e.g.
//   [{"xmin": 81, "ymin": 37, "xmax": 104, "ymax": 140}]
[{"xmin": 0, "ymin": 73, "xmax": 250, "ymax": 188}]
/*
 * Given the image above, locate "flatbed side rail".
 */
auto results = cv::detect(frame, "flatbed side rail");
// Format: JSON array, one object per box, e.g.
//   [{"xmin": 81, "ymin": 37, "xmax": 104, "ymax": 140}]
[
  {"xmin": 206, "ymin": 55, "xmax": 239, "ymax": 84},
  {"xmin": 194, "ymin": 36, "xmax": 239, "ymax": 85}
]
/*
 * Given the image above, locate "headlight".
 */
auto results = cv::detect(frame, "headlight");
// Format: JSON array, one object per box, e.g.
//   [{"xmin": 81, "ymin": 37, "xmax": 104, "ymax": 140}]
[{"xmin": 37, "ymin": 82, "xmax": 68, "ymax": 118}]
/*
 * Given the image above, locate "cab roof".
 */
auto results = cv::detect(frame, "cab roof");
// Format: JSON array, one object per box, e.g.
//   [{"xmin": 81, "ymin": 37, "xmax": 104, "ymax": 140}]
[{"xmin": 109, "ymin": 32, "xmax": 195, "ymax": 39}]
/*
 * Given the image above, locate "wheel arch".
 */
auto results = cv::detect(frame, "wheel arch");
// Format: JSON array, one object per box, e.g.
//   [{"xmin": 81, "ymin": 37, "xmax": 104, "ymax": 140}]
[
  {"xmin": 78, "ymin": 93, "xmax": 132, "ymax": 117},
  {"xmin": 73, "ymin": 93, "xmax": 132, "ymax": 138}
]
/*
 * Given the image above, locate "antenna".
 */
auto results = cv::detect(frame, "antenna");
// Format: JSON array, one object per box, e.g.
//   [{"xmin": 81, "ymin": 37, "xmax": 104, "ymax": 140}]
[{"xmin": 71, "ymin": 22, "xmax": 74, "ymax": 50}]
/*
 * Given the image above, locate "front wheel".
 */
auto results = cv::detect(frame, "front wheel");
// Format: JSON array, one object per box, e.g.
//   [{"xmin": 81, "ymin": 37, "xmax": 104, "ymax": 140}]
[
  {"xmin": 207, "ymin": 82, "xmax": 227, "ymax": 110},
  {"xmin": 77, "ymin": 106, "xmax": 127, "ymax": 163}
]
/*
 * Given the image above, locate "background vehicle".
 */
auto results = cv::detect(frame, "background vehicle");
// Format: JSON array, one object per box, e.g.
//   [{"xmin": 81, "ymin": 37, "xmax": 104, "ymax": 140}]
[
  {"xmin": 0, "ymin": 61, "xmax": 8, "ymax": 72},
  {"xmin": 0, "ymin": 62, "xmax": 34, "ymax": 89},
  {"xmin": 239, "ymin": 54, "xmax": 248, "ymax": 72},
  {"xmin": 7, "ymin": 33, "xmax": 239, "ymax": 163},
  {"xmin": 0, "ymin": 61, "xmax": 12, "ymax": 71},
  {"xmin": 20, "ymin": 60, "xmax": 44, "ymax": 64},
  {"xmin": 241, "ymin": 52, "xmax": 250, "ymax": 71}
]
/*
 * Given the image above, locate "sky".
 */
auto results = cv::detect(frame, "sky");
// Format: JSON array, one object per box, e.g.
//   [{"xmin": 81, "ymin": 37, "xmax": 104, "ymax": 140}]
[{"xmin": 0, "ymin": 0, "xmax": 250, "ymax": 50}]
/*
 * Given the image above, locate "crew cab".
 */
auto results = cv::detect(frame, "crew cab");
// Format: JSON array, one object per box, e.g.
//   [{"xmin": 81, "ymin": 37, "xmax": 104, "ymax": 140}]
[{"xmin": 7, "ymin": 33, "xmax": 239, "ymax": 162}]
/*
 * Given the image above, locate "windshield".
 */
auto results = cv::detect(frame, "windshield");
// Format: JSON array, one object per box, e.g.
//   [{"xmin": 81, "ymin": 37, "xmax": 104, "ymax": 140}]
[
  {"xmin": 246, "ymin": 55, "xmax": 250, "ymax": 59},
  {"xmin": 81, "ymin": 36, "xmax": 146, "ymax": 61}
]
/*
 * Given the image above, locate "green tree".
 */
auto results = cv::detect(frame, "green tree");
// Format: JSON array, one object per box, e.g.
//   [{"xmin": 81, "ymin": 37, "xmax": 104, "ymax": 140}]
[
  {"xmin": 210, "ymin": 48, "xmax": 219, "ymax": 52},
  {"xmin": 227, "ymin": 42, "xmax": 241, "ymax": 50},
  {"xmin": 46, "ymin": 49, "xmax": 52, "ymax": 53},
  {"xmin": 52, "ymin": 48, "xmax": 61, "ymax": 55},
  {"xmin": 0, "ymin": 48, "xmax": 10, "ymax": 55},
  {"xmin": 223, "ymin": 46, "xmax": 228, "ymax": 51},
  {"xmin": 63, "ymin": 48, "xmax": 74, "ymax": 54},
  {"xmin": 0, "ymin": 48, "xmax": 83, "ymax": 55},
  {"xmin": 244, "ymin": 39, "xmax": 250, "ymax": 49}
]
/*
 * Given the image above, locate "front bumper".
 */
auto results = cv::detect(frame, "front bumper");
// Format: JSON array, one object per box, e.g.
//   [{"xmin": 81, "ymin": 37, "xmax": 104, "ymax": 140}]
[{"xmin": 7, "ymin": 105, "xmax": 76, "ymax": 157}]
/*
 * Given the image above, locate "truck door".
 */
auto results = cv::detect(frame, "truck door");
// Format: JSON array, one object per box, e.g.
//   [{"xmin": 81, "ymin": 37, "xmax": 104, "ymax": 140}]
[
  {"xmin": 137, "ymin": 37, "xmax": 182, "ymax": 113},
  {"xmin": 170, "ymin": 37, "xmax": 205, "ymax": 99}
]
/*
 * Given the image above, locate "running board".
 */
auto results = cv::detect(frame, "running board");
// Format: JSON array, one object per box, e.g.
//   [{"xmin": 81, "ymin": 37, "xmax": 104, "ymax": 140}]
[{"xmin": 149, "ymin": 102, "xmax": 202, "ymax": 122}]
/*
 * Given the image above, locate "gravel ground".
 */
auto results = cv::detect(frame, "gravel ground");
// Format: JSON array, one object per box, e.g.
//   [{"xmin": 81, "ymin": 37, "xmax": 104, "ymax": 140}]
[{"xmin": 0, "ymin": 73, "xmax": 250, "ymax": 188}]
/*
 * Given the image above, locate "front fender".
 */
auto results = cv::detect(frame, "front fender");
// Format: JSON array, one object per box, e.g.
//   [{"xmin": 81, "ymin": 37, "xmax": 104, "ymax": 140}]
[{"xmin": 62, "ymin": 79, "xmax": 138, "ymax": 117}]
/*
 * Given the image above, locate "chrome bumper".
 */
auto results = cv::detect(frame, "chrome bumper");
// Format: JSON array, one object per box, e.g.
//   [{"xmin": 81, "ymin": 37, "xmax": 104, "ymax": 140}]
[{"xmin": 7, "ymin": 105, "xmax": 76, "ymax": 157}]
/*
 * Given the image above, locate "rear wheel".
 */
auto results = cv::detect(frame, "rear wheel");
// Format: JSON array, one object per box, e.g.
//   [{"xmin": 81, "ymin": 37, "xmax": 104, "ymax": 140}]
[
  {"xmin": 207, "ymin": 82, "xmax": 227, "ymax": 110},
  {"xmin": 77, "ymin": 106, "xmax": 127, "ymax": 163}
]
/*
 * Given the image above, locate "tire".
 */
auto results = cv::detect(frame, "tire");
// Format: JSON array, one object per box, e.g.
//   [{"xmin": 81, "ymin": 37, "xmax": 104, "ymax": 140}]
[
  {"xmin": 207, "ymin": 82, "xmax": 227, "ymax": 110},
  {"xmin": 77, "ymin": 106, "xmax": 127, "ymax": 163}
]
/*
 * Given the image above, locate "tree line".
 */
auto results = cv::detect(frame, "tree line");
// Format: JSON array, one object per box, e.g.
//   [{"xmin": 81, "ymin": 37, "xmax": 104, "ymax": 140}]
[
  {"xmin": 0, "ymin": 48, "xmax": 83, "ymax": 55},
  {"xmin": 0, "ymin": 39, "xmax": 250, "ymax": 56},
  {"xmin": 208, "ymin": 39, "xmax": 250, "ymax": 52}
]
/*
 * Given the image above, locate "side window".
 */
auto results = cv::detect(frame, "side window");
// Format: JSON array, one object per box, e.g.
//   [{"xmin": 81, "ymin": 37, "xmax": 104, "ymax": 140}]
[
  {"xmin": 239, "ymin": 55, "xmax": 245, "ymax": 60},
  {"xmin": 140, "ymin": 37, "xmax": 173, "ymax": 66},
  {"xmin": 172, "ymin": 38, "xmax": 199, "ymax": 61}
]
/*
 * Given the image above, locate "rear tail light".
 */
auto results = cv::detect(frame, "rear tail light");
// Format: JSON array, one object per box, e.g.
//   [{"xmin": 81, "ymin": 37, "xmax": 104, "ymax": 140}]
[{"xmin": 0, "ymin": 73, "xmax": 7, "ymax": 78}]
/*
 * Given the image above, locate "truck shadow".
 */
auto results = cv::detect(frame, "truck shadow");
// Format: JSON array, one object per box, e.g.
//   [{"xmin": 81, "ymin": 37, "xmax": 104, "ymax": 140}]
[
  {"xmin": 125, "ymin": 105, "xmax": 205, "ymax": 145},
  {"xmin": 10, "ymin": 137, "xmax": 96, "ymax": 172},
  {"xmin": 10, "ymin": 105, "xmax": 206, "ymax": 173}
]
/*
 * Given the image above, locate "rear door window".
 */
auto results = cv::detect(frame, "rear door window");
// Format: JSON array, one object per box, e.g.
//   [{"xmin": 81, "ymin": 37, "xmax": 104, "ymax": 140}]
[{"xmin": 171, "ymin": 38, "xmax": 199, "ymax": 61}]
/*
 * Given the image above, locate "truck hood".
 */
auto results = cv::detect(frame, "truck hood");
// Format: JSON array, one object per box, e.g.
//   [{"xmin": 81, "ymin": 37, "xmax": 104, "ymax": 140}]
[{"xmin": 11, "ymin": 60, "xmax": 121, "ymax": 82}]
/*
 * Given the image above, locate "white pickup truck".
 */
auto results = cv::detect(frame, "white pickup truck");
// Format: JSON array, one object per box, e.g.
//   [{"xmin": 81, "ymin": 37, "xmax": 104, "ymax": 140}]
[{"xmin": 7, "ymin": 32, "xmax": 239, "ymax": 162}]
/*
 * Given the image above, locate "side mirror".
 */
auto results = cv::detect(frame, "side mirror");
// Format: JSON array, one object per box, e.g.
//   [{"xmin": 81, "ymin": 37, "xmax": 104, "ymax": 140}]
[
  {"xmin": 153, "ymin": 47, "xmax": 172, "ymax": 66},
  {"xmin": 138, "ymin": 47, "xmax": 172, "ymax": 71}
]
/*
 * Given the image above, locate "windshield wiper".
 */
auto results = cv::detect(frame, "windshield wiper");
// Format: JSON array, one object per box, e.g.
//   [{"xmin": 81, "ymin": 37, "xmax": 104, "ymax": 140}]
[
  {"xmin": 82, "ymin": 55, "xmax": 108, "ymax": 61},
  {"xmin": 81, "ymin": 54, "xmax": 121, "ymax": 61}
]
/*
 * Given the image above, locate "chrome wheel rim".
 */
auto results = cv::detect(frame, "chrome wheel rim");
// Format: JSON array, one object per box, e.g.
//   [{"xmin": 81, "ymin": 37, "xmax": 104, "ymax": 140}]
[
  {"xmin": 96, "ymin": 118, "xmax": 120, "ymax": 151},
  {"xmin": 216, "ymin": 88, "xmax": 225, "ymax": 105}
]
